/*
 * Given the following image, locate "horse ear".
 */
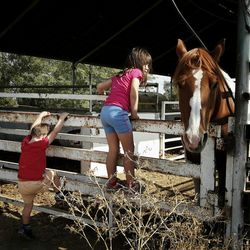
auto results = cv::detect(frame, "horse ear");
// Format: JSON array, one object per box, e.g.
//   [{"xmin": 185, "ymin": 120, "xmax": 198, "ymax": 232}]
[
  {"xmin": 176, "ymin": 39, "xmax": 187, "ymax": 59},
  {"xmin": 210, "ymin": 39, "xmax": 226, "ymax": 63}
]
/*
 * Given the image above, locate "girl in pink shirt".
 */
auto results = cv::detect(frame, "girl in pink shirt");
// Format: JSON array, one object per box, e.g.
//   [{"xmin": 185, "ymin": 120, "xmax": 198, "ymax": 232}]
[{"xmin": 97, "ymin": 47, "xmax": 152, "ymax": 192}]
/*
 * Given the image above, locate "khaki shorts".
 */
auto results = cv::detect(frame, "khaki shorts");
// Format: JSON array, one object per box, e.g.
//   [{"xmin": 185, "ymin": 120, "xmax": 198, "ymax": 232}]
[{"xmin": 18, "ymin": 169, "xmax": 57, "ymax": 204}]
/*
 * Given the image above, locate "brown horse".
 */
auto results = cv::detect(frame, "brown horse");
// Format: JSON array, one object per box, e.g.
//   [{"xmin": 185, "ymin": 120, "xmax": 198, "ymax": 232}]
[{"xmin": 173, "ymin": 39, "xmax": 235, "ymax": 207}]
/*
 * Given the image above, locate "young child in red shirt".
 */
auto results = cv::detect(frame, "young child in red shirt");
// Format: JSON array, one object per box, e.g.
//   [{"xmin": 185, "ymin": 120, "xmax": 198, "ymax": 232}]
[{"xmin": 18, "ymin": 111, "xmax": 69, "ymax": 239}]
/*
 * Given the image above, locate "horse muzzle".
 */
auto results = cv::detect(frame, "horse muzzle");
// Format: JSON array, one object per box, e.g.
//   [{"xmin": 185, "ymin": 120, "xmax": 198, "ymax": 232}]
[{"xmin": 182, "ymin": 133, "xmax": 208, "ymax": 153}]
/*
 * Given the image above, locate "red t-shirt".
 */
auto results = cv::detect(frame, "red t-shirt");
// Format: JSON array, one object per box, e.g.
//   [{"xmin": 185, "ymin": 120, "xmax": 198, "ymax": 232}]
[
  {"xmin": 18, "ymin": 135, "xmax": 49, "ymax": 181},
  {"xmin": 104, "ymin": 68, "xmax": 142, "ymax": 111}
]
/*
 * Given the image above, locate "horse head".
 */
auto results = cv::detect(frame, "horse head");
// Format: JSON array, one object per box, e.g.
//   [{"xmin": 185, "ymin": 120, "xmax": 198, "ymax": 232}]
[{"xmin": 173, "ymin": 39, "xmax": 234, "ymax": 153}]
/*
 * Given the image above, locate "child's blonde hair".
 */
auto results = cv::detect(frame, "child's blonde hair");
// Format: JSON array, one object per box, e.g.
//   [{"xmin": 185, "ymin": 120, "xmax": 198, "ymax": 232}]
[{"xmin": 31, "ymin": 123, "xmax": 50, "ymax": 137}]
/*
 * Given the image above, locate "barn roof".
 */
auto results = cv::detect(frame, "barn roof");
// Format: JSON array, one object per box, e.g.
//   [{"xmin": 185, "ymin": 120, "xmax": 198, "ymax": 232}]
[{"xmin": 0, "ymin": 0, "xmax": 238, "ymax": 77}]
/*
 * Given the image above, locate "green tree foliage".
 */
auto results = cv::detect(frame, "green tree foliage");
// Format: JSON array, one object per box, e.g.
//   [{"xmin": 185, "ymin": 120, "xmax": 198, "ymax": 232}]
[
  {"xmin": 0, "ymin": 52, "xmax": 119, "ymax": 110},
  {"xmin": 0, "ymin": 52, "xmax": 119, "ymax": 89}
]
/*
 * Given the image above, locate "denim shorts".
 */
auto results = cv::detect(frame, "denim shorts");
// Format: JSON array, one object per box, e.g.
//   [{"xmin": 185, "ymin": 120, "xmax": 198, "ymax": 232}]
[{"xmin": 100, "ymin": 105, "xmax": 132, "ymax": 134}]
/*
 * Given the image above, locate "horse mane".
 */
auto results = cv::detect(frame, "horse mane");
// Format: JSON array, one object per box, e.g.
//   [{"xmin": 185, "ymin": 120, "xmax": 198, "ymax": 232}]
[{"xmin": 173, "ymin": 48, "xmax": 221, "ymax": 84}]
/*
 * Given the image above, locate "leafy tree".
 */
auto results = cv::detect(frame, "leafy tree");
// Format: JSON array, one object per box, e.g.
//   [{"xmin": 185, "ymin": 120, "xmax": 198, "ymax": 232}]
[
  {"xmin": 0, "ymin": 52, "xmax": 119, "ymax": 88},
  {"xmin": 0, "ymin": 52, "xmax": 119, "ymax": 110}
]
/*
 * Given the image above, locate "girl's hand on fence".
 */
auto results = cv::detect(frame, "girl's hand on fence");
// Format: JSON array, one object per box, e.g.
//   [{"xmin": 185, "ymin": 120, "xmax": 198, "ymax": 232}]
[
  {"xmin": 129, "ymin": 114, "xmax": 140, "ymax": 120},
  {"xmin": 97, "ymin": 86, "xmax": 104, "ymax": 95}
]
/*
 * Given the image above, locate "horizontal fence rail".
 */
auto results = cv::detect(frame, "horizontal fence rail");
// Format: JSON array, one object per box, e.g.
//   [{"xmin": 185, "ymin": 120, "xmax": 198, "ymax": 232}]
[
  {"xmin": 0, "ymin": 140, "xmax": 200, "ymax": 178},
  {"xmin": 0, "ymin": 92, "xmax": 106, "ymax": 101},
  {"xmin": 0, "ymin": 110, "xmax": 218, "ymax": 136}
]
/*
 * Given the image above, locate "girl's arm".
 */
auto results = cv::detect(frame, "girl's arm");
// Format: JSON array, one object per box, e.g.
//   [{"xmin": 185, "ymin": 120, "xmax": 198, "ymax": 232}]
[
  {"xmin": 97, "ymin": 79, "xmax": 112, "ymax": 94},
  {"xmin": 130, "ymin": 78, "xmax": 140, "ymax": 120}
]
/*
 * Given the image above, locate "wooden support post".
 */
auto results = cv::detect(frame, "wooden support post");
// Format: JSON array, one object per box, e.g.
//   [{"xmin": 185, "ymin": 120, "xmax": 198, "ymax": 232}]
[
  {"xmin": 225, "ymin": 117, "xmax": 235, "ymax": 238},
  {"xmin": 200, "ymin": 137, "xmax": 216, "ymax": 209},
  {"xmin": 230, "ymin": 0, "xmax": 250, "ymax": 244}
]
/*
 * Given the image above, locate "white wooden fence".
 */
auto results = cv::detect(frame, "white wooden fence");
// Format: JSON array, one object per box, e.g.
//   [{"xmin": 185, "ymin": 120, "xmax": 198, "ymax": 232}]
[{"xmin": 0, "ymin": 111, "xmax": 220, "ymax": 208}]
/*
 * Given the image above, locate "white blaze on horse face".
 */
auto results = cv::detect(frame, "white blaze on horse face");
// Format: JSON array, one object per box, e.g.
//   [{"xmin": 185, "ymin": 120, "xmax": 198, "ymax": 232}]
[{"xmin": 186, "ymin": 69, "xmax": 203, "ymax": 146}]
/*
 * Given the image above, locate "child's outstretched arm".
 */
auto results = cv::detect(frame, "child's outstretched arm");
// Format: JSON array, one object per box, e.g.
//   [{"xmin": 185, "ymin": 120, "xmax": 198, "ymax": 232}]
[
  {"xmin": 97, "ymin": 79, "xmax": 112, "ymax": 94},
  {"xmin": 30, "ymin": 111, "xmax": 50, "ymax": 133},
  {"xmin": 47, "ymin": 112, "xmax": 69, "ymax": 144}
]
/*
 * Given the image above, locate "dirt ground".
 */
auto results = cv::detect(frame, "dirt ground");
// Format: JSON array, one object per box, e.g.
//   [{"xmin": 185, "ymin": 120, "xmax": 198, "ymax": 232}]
[
  {"xmin": 0, "ymin": 170, "xmax": 195, "ymax": 250},
  {"xmin": 0, "ymin": 182, "xmax": 92, "ymax": 250}
]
